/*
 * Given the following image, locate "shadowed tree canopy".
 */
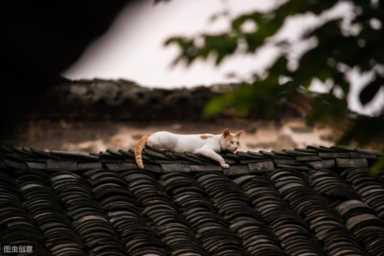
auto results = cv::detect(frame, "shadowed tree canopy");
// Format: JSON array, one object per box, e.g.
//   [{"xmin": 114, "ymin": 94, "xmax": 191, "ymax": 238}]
[
  {"xmin": 0, "ymin": 0, "xmax": 138, "ymax": 140},
  {"xmin": 164, "ymin": 0, "xmax": 384, "ymax": 151}
]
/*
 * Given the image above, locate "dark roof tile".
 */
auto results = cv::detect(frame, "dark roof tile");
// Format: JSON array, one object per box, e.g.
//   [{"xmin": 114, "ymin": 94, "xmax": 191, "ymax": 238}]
[{"xmin": 1, "ymin": 146, "xmax": 383, "ymax": 255}]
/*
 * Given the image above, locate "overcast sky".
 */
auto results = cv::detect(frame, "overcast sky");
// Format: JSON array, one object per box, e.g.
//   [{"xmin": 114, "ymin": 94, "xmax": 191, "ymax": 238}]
[
  {"xmin": 64, "ymin": 0, "xmax": 383, "ymax": 115},
  {"xmin": 64, "ymin": 0, "xmax": 289, "ymax": 87}
]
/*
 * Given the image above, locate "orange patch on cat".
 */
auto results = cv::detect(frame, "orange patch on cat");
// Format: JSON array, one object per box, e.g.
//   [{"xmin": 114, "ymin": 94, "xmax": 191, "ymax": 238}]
[{"xmin": 200, "ymin": 134, "xmax": 212, "ymax": 140}]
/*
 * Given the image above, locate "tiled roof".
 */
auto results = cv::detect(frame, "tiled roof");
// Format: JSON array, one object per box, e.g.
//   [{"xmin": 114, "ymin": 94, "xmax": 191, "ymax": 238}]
[
  {"xmin": 32, "ymin": 79, "xmax": 303, "ymax": 121},
  {"xmin": 1, "ymin": 146, "xmax": 384, "ymax": 256}
]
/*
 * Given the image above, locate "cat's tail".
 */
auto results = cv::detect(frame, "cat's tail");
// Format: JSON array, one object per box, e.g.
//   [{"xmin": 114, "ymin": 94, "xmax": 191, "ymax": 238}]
[{"xmin": 134, "ymin": 134, "xmax": 150, "ymax": 169}]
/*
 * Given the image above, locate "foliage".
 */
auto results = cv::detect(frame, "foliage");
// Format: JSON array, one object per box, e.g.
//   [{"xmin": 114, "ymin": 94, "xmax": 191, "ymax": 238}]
[
  {"xmin": 370, "ymin": 156, "xmax": 384, "ymax": 176},
  {"xmin": 164, "ymin": 0, "xmax": 384, "ymax": 171}
]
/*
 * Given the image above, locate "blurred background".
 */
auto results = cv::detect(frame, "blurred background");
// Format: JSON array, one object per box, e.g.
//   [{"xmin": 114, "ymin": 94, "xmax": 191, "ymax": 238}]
[{"xmin": 2, "ymin": 0, "xmax": 383, "ymax": 160}]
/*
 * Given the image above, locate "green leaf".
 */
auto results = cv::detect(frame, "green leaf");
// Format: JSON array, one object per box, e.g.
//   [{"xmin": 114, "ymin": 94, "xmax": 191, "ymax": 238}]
[
  {"xmin": 359, "ymin": 76, "xmax": 384, "ymax": 106},
  {"xmin": 369, "ymin": 156, "xmax": 384, "ymax": 176}
]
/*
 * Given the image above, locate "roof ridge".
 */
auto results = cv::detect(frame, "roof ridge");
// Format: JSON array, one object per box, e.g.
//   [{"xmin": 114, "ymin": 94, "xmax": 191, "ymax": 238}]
[{"xmin": 0, "ymin": 146, "xmax": 380, "ymax": 175}]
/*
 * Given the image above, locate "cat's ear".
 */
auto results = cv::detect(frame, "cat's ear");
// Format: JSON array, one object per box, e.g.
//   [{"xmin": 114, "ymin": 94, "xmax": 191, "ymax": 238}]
[
  {"xmin": 235, "ymin": 130, "xmax": 244, "ymax": 137},
  {"xmin": 223, "ymin": 128, "xmax": 230, "ymax": 138}
]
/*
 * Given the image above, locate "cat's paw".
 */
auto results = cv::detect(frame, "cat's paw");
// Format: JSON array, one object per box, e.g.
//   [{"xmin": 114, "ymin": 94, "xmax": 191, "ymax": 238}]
[
  {"xmin": 234, "ymin": 149, "xmax": 245, "ymax": 154},
  {"xmin": 220, "ymin": 162, "xmax": 230, "ymax": 168}
]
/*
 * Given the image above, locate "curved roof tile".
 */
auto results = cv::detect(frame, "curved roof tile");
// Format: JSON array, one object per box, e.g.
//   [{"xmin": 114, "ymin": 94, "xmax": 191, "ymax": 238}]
[{"xmin": 0, "ymin": 146, "xmax": 384, "ymax": 256}]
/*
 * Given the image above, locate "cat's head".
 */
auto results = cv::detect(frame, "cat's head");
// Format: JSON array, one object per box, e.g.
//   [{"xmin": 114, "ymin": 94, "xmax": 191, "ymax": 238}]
[{"xmin": 220, "ymin": 128, "xmax": 242, "ymax": 153}]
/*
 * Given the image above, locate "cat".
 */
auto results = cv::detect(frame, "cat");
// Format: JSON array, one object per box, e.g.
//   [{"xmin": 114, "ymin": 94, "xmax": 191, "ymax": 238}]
[{"xmin": 134, "ymin": 128, "xmax": 242, "ymax": 169}]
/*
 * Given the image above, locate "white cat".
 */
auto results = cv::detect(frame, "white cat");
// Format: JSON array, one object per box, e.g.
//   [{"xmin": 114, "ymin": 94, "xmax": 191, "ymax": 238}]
[{"xmin": 134, "ymin": 128, "xmax": 242, "ymax": 169}]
